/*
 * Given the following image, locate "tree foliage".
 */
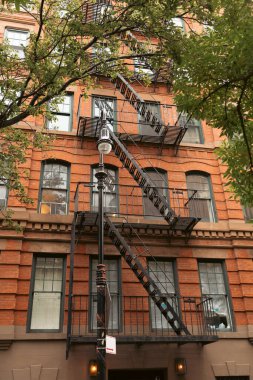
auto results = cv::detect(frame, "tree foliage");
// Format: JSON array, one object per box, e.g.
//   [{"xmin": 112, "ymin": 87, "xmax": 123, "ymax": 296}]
[{"xmin": 174, "ymin": 0, "xmax": 253, "ymax": 206}]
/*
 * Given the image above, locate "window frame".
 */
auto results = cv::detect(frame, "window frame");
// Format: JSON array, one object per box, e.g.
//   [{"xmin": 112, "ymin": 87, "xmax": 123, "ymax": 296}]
[
  {"xmin": 91, "ymin": 164, "xmax": 119, "ymax": 214},
  {"xmin": 38, "ymin": 160, "xmax": 70, "ymax": 215},
  {"xmin": 186, "ymin": 171, "xmax": 217, "ymax": 222},
  {"xmin": 27, "ymin": 254, "xmax": 66, "ymax": 333},
  {"xmin": 89, "ymin": 256, "xmax": 122, "ymax": 332},
  {"xmin": 242, "ymin": 205, "xmax": 253, "ymax": 222},
  {"xmin": 47, "ymin": 93, "xmax": 73, "ymax": 132},
  {"xmin": 198, "ymin": 260, "xmax": 235, "ymax": 332},
  {"xmin": 5, "ymin": 28, "xmax": 29, "ymax": 59},
  {"xmin": 92, "ymin": 95, "xmax": 117, "ymax": 132}
]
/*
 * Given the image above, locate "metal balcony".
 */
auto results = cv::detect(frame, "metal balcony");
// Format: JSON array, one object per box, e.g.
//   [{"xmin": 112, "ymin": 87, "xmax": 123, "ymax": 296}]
[
  {"xmin": 74, "ymin": 182, "xmax": 200, "ymax": 233},
  {"xmin": 68, "ymin": 295, "xmax": 218, "ymax": 345}
]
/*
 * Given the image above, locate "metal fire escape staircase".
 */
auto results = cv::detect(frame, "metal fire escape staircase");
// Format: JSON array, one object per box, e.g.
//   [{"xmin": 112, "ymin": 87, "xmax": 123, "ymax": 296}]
[
  {"xmin": 66, "ymin": 6, "xmax": 216, "ymax": 356},
  {"xmin": 104, "ymin": 214, "xmax": 189, "ymax": 335}
]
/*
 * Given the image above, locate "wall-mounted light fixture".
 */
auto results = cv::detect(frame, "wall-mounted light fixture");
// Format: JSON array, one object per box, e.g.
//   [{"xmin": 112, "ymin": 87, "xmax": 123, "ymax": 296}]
[
  {"xmin": 175, "ymin": 358, "xmax": 187, "ymax": 375},
  {"xmin": 89, "ymin": 360, "xmax": 98, "ymax": 377}
]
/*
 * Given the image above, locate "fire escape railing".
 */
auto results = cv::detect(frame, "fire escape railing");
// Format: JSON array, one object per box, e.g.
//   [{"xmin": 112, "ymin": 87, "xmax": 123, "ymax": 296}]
[
  {"xmin": 69, "ymin": 294, "xmax": 218, "ymax": 343},
  {"xmin": 74, "ymin": 181, "xmax": 201, "ymax": 231}
]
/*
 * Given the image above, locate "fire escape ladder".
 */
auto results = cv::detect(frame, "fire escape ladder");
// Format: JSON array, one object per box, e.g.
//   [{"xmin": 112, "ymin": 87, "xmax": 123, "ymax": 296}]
[
  {"xmin": 108, "ymin": 128, "xmax": 178, "ymax": 227},
  {"xmin": 104, "ymin": 215, "xmax": 190, "ymax": 336},
  {"xmin": 113, "ymin": 74, "xmax": 168, "ymax": 138}
]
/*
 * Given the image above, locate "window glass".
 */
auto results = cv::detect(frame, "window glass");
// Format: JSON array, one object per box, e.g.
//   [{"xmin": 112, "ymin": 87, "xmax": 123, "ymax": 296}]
[
  {"xmin": 93, "ymin": 96, "xmax": 116, "ymax": 131},
  {"xmin": 139, "ymin": 102, "xmax": 161, "ymax": 136},
  {"xmin": 47, "ymin": 95, "xmax": 73, "ymax": 131},
  {"xmin": 143, "ymin": 170, "xmax": 167, "ymax": 218},
  {"xmin": 199, "ymin": 261, "xmax": 232, "ymax": 330},
  {"xmin": 90, "ymin": 258, "xmax": 120, "ymax": 330},
  {"xmin": 186, "ymin": 173, "xmax": 216, "ymax": 222},
  {"xmin": 179, "ymin": 113, "xmax": 203, "ymax": 144},
  {"xmin": 29, "ymin": 256, "xmax": 65, "ymax": 330},
  {"xmin": 5, "ymin": 29, "xmax": 29, "ymax": 59},
  {"xmin": 39, "ymin": 162, "xmax": 69, "ymax": 215},
  {"xmin": 134, "ymin": 57, "xmax": 154, "ymax": 78},
  {"xmin": 0, "ymin": 180, "xmax": 7, "ymax": 209},
  {"xmin": 148, "ymin": 260, "xmax": 178, "ymax": 329},
  {"xmin": 171, "ymin": 17, "xmax": 184, "ymax": 30},
  {"xmin": 92, "ymin": 166, "xmax": 118, "ymax": 213}
]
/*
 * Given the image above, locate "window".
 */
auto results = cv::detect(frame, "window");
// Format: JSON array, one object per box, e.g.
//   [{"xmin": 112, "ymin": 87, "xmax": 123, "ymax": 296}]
[
  {"xmin": 148, "ymin": 260, "xmax": 178, "ymax": 329},
  {"xmin": 28, "ymin": 256, "xmax": 65, "ymax": 331},
  {"xmin": 134, "ymin": 57, "xmax": 154, "ymax": 78},
  {"xmin": 90, "ymin": 257, "xmax": 121, "ymax": 331},
  {"xmin": 0, "ymin": 179, "xmax": 8, "ymax": 209},
  {"xmin": 179, "ymin": 113, "xmax": 203, "ymax": 144},
  {"xmin": 93, "ymin": 96, "xmax": 116, "ymax": 131},
  {"xmin": 172, "ymin": 17, "xmax": 184, "ymax": 30},
  {"xmin": 143, "ymin": 169, "xmax": 168, "ymax": 218},
  {"xmin": 39, "ymin": 162, "xmax": 69, "ymax": 215},
  {"xmin": 5, "ymin": 29, "xmax": 29, "ymax": 59},
  {"xmin": 242, "ymin": 205, "xmax": 253, "ymax": 222},
  {"xmin": 91, "ymin": 166, "xmax": 118, "ymax": 213},
  {"xmin": 186, "ymin": 172, "xmax": 216, "ymax": 222},
  {"xmin": 47, "ymin": 94, "xmax": 73, "ymax": 132},
  {"xmin": 199, "ymin": 261, "xmax": 233, "ymax": 330},
  {"xmin": 138, "ymin": 102, "xmax": 161, "ymax": 136}
]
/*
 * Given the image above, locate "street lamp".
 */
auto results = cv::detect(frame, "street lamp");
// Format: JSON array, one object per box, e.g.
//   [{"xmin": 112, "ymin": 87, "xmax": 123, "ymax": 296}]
[{"xmin": 96, "ymin": 113, "xmax": 112, "ymax": 380}]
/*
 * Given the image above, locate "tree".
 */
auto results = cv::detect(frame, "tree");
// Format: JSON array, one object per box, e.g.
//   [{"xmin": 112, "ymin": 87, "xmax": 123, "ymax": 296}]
[
  {"xmin": 0, "ymin": 0, "xmax": 213, "ymax": 217},
  {"xmin": 173, "ymin": 0, "xmax": 253, "ymax": 206}
]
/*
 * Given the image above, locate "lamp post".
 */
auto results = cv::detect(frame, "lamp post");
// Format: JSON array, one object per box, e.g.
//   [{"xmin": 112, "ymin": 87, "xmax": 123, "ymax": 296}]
[{"xmin": 96, "ymin": 113, "xmax": 112, "ymax": 380}]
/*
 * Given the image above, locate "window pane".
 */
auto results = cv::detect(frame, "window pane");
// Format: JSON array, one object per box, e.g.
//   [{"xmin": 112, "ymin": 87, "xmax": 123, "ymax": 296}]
[
  {"xmin": 179, "ymin": 113, "xmax": 202, "ymax": 144},
  {"xmin": 199, "ymin": 261, "xmax": 232, "ymax": 330},
  {"xmin": 93, "ymin": 96, "xmax": 115, "ymax": 131},
  {"xmin": 91, "ymin": 258, "xmax": 120, "ymax": 330},
  {"xmin": 30, "ymin": 292, "xmax": 61, "ymax": 330},
  {"xmin": 5, "ymin": 29, "xmax": 29, "ymax": 59},
  {"xmin": 143, "ymin": 170, "xmax": 167, "ymax": 218},
  {"xmin": 187, "ymin": 174, "xmax": 215, "ymax": 222},
  {"xmin": 139, "ymin": 103, "xmax": 160, "ymax": 136},
  {"xmin": 92, "ymin": 167, "xmax": 118, "ymax": 213},
  {"xmin": 149, "ymin": 260, "xmax": 177, "ymax": 329},
  {"xmin": 30, "ymin": 257, "xmax": 64, "ymax": 330},
  {"xmin": 48, "ymin": 114, "xmax": 70, "ymax": 131}
]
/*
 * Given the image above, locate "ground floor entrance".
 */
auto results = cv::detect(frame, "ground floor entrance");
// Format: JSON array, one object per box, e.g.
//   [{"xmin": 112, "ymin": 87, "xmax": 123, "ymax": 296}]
[{"xmin": 108, "ymin": 369, "xmax": 166, "ymax": 380}]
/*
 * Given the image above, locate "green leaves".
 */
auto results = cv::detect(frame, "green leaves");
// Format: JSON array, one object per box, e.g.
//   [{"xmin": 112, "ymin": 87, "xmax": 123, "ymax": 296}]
[{"xmin": 174, "ymin": 0, "xmax": 253, "ymax": 205}]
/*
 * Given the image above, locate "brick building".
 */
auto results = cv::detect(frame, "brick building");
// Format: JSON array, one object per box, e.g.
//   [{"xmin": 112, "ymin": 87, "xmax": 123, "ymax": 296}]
[{"xmin": 0, "ymin": 3, "xmax": 253, "ymax": 380}]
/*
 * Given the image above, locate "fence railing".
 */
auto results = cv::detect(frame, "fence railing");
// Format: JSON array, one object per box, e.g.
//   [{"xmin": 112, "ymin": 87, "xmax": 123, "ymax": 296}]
[
  {"xmin": 69, "ymin": 295, "xmax": 218, "ymax": 339},
  {"xmin": 74, "ymin": 182, "xmax": 202, "ymax": 221}
]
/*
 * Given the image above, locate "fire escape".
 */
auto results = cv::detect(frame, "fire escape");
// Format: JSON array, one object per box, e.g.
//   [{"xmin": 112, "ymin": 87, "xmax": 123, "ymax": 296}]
[{"xmin": 66, "ymin": 1, "xmax": 218, "ymax": 357}]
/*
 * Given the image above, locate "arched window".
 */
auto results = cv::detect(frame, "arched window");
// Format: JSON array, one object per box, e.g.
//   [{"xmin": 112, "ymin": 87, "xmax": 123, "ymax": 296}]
[
  {"xmin": 143, "ymin": 168, "xmax": 168, "ymax": 218},
  {"xmin": 186, "ymin": 172, "xmax": 216, "ymax": 222},
  {"xmin": 91, "ymin": 165, "xmax": 118, "ymax": 214},
  {"xmin": 39, "ymin": 161, "xmax": 69, "ymax": 215}
]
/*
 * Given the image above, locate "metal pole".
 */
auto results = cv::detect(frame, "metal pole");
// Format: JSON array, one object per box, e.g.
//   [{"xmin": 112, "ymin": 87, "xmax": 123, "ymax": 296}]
[{"xmin": 95, "ymin": 153, "xmax": 108, "ymax": 380}]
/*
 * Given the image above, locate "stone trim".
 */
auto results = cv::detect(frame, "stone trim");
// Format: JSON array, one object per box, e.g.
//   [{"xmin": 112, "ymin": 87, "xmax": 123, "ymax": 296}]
[
  {"xmin": 12, "ymin": 365, "xmax": 58, "ymax": 380},
  {"xmin": 212, "ymin": 361, "xmax": 251, "ymax": 377}
]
